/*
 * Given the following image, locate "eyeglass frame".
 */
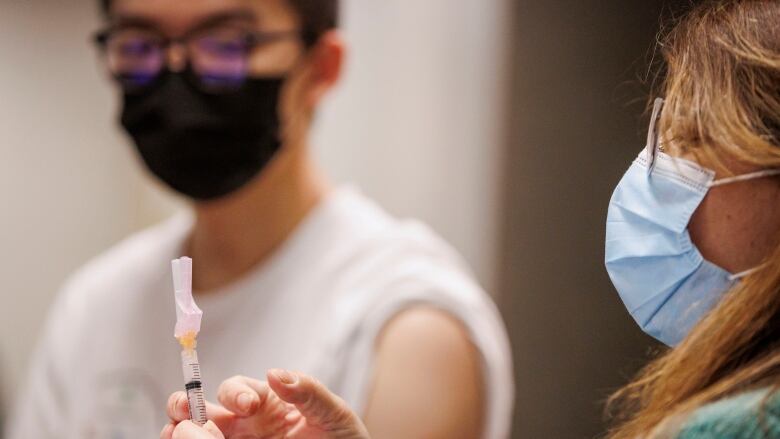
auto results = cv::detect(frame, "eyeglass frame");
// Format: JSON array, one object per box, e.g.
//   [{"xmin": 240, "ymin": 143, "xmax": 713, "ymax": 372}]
[{"xmin": 91, "ymin": 23, "xmax": 312, "ymax": 92}]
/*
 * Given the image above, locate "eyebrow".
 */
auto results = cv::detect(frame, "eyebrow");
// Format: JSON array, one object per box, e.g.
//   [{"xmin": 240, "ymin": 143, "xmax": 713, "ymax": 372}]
[
  {"xmin": 111, "ymin": 8, "xmax": 259, "ymax": 35},
  {"xmin": 191, "ymin": 9, "xmax": 258, "ymax": 33}
]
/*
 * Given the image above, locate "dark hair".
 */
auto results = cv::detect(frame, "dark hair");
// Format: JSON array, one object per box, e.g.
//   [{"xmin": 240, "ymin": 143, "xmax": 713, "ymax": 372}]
[{"xmin": 99, "ymin": 0, "xmax": 338, "ymax": 46}]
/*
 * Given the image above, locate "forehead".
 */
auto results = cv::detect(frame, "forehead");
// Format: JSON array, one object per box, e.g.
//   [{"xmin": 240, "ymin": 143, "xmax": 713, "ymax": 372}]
[{"xmin": 111, "ymin": 0, "xmax": 299, "ymax": 35}]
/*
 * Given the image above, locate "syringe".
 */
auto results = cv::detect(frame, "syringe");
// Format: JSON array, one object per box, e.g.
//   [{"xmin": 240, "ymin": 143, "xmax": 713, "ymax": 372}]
[
  {"xmin": 172, "ymin": 257, "xmax": 207, "ymax": 426},
  {"xmin": 180, "ymin": 342, "xmax": 207, "ymax": 425}
]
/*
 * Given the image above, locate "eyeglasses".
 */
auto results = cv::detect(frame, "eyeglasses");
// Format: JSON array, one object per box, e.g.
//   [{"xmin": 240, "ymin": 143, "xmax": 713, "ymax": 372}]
[{"xmin": 93, "ymin": 25, "xmax": 302, "ymax": 94}]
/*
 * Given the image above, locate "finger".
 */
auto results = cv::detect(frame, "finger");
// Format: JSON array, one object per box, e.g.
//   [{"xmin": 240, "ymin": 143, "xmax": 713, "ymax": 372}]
[
  {"xmin": 171, "ymin": 420, "xmax": 219, "ymax": 439},
  {"xmin": 284, "ymin": 410, "xmax": 302, "ymax": 425},
  {"xmin": 215, "ymin": 376, "xmax": 294, "ymax": 438},
  {"xmin": 216, "ymin": 375, "xmax": 272, "ymax": 416},
  {"xmin": 160, "ymin": 422, "xmax": 175, "ymax": 439},
  {"xmin": 267, "ymin": 369, "xmax": 355, "ymax": 429},
  {"xmin": 167, "ymin": 392, "xmax": 190, "ymax": 422},
  {"xmin": 203, "ymin": 404, "xmax": 236, "ymax": 436},
  {"xmin": 203, "ymin": 420, "xmax": 225, "ymax": 439},
  {"xmin": 165, "ymin": 391, "xmax": 238, "ymax": 434}
]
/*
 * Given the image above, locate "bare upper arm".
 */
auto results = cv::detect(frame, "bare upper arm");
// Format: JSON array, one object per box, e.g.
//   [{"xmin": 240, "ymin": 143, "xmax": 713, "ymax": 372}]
[{"xmin": 362, "ymin": 306, "xmax": 485, "ymax": 439}]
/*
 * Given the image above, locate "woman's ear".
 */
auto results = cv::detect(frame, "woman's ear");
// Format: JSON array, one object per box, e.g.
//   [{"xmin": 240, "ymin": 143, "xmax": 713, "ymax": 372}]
[{"xmin": 304, "ymin": 30, "xmax": 346, "ymax": 108}]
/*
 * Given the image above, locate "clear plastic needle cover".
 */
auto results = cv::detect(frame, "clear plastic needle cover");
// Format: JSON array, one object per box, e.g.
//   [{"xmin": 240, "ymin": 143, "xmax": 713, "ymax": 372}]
[{"xmin": 172, "ymin": 257, "xmax": 202, "ymax": 338}]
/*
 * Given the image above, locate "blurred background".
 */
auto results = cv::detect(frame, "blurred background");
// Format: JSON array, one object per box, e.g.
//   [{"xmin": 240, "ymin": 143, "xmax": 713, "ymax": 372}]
[{"xmin": 0, "ymin": 0, "xmax": 695, "ymax": 437}]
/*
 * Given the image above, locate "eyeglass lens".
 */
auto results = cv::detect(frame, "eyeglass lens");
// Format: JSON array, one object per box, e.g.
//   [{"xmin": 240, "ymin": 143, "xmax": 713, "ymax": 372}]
[
  {"xmin": 106, "ymin": 28, "xmax": 165, "ymax": 90},
  {"xmin": 104, "ymin": 26, "xmax": 252, "ymax": 92}
]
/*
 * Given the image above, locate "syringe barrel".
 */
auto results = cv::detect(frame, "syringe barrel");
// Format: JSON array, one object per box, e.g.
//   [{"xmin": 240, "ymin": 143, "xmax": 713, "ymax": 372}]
[{"xmin": 180, "ymin": 349, "xmax": 208, "ymax": 425}]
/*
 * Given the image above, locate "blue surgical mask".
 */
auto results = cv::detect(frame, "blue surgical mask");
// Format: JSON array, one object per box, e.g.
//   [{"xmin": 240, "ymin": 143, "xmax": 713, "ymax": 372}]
[{"xmin": 605, "ymin": 98, "xmax": 780, "ymax": 346}]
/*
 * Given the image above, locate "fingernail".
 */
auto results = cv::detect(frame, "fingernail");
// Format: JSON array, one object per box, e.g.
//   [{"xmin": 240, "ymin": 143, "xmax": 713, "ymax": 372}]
[
  {"xmin": 176, "ymin": 395, "xmax": 188, "ymax": 416},
  {"xmin": 272, "ymin": 369, "xmax": 298, "ymax": 385},
  {"xmin": 237, "ymin": 393, "xmax": 254, "ymax": 412}
]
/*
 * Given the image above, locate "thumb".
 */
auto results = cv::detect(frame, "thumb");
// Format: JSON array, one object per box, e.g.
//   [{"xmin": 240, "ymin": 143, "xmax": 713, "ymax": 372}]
[
  {"xmin": 267, "ymin": 369, "xmax": 360, "ymax": 430},
  {"xmin": 202, "ymin": 420, "xmax": 225, "ymax": 439},
  {"xmin": 172, "ymin": 420, "xmax": 224, "ymax": 439}
]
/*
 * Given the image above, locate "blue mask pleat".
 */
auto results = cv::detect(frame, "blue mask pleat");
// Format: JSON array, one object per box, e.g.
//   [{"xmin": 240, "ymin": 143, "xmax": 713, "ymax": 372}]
[{"xmin": 605, "ymin": 148, "xmax": 735, "ymax": 346}]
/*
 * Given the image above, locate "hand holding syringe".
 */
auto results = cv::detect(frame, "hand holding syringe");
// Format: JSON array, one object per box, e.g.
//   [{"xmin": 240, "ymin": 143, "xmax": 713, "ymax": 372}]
[
  {"xmin": 172, "ymin": 257, "xmax": 208, "ymax": 426},
  {"xmin": 161, "ymin": 370, "xmax": 372, "ymax": 439},
  {"xmin": 163, "ymin": 258, "xmax": 370, "ymax": 439}
]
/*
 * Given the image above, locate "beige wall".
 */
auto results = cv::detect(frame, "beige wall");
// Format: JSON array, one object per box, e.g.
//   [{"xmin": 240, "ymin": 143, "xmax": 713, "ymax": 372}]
[
  {"xmin": 0, "ymin": 0, "xmax": 143, "ymax": 408},
  {"xmin": 0, "ymin": 0, "xmax": 512, "ymax": 412},
  {"xmin": 314, "ymin": 1, "xmax": 512, "ymax": 292}
]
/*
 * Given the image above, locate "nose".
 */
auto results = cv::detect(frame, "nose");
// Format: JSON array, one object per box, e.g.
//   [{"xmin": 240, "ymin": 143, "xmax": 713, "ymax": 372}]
[{"xmin": 166, "ymin": 42, "xmax": 188, "ymax": 72}]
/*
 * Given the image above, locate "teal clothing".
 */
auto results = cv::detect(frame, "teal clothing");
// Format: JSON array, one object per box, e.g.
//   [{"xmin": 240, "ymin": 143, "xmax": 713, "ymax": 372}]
[{"xmin": 675, "ymin": 389, "xmax": 780, "ymax": 439}]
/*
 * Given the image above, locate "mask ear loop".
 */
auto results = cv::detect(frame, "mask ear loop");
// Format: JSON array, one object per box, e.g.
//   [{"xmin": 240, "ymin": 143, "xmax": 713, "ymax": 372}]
[
  {"xmin": 707, "ymin": 169, "xmax": 780, "ymax": 188},
  {"xmin": 728, "ymin": 265, "xmax": 765, "ymax": 281},
  {"xmin": 645, "ymin": 98, "xmax": 665, "ymax": 175}
]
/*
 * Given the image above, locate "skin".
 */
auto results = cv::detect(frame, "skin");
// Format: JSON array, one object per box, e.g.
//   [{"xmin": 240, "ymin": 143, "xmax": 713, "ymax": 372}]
[
  {"xmin": 107, "ymin": 1, "xmax": 485, "ymax": 437},
  {"xmin": 682, "ymin": 153, "xmax": 780, "ymax": 274},
  {"xmin": 362, "ymin": 308, "xmax": 484, "ymax": 439}
]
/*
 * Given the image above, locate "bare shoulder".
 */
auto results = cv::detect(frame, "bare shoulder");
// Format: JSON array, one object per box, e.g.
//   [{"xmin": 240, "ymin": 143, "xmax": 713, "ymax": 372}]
[{"xmin": 363, "ymin": 306, "xmax": 485, "ymax": 439}]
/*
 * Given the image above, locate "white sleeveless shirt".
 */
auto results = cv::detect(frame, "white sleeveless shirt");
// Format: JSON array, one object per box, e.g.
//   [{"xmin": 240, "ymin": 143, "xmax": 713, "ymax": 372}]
[{"xmin": 8, "ymin": 187, "xmax": 514, "ymax": 438}]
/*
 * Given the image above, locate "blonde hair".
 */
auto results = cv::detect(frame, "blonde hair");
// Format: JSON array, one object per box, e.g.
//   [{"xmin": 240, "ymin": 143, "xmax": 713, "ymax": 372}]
[
  {"xmin": 658, "ymin": 0, "xmax": 780, "ymax": 169},
  {"xmin": 607, "ymin": 1, "xmax": 780, "ymax": 438}
]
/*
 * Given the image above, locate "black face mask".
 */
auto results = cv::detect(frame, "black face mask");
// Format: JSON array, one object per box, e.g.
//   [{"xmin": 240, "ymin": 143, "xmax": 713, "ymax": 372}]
[{"xmin": 120, "ymin": 72, "xmax": 285, "ymax": 200}]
